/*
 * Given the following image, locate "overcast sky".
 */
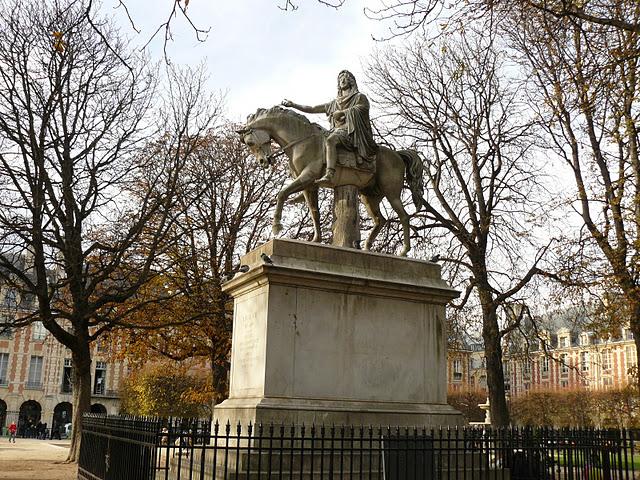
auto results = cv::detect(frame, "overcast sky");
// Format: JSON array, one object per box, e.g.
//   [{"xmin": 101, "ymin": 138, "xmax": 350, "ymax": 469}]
[{"xmin": 115, "ymin": 0, "xmax": 390, "ymax": 123}]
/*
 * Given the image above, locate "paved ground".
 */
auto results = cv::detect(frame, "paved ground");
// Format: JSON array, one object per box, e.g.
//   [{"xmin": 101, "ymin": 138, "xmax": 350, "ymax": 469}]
[{"xmin": 0, "ymin": 438, "xmax": 76, "ymax": 480}]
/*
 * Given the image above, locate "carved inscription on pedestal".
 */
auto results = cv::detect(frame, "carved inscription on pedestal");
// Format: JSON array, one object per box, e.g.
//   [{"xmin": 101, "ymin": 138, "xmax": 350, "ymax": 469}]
[{"xmin": 229, "ymin": 293, "xmax": 267, "ymax": 397}]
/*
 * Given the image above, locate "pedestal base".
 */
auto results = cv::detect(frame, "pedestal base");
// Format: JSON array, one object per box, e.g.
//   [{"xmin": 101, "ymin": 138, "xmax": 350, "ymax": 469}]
[
  {"xmin": 216, "ymin": 239, "xmax": 463, "ymax": 428},
  {"xmin": 214, "ymin": 397, "xmax": 464, "ymax": 427}
]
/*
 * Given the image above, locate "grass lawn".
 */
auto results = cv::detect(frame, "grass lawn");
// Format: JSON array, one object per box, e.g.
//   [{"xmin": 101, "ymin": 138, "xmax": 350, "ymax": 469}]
[{"xmin": 551, "ymin": 451, "xmax": 640, "ymax": 471}]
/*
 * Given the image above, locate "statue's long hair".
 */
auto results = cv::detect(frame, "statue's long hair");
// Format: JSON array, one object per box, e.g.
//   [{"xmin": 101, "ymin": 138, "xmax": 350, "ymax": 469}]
[{"xmin": 337, "ymin": 70, "xmax": 358, "ymax": 94}]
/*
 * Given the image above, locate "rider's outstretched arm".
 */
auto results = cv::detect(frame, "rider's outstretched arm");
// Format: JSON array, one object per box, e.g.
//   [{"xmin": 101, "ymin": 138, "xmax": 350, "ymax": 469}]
[{"xmin": 282, "ymin": 99, "xmax": 326, "ymax": 114}]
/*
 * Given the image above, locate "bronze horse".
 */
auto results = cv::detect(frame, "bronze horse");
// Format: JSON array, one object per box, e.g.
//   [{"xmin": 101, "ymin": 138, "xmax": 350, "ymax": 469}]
[{"xmin": 237, "ymin": 106, "xmax": 424, "ymax": 256}]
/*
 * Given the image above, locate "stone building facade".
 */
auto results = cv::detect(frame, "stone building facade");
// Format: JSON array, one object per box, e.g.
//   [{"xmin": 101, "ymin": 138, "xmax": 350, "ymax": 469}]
[{"xmin": 447, "ymin": 347, "xmax": 472, "ymax": 391}]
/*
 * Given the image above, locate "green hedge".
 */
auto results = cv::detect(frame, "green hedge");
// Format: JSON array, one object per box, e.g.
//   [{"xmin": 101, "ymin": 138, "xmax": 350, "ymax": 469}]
[{"xmin": 509, "ymin": 387, "xmax": 640, "ymax": 428}]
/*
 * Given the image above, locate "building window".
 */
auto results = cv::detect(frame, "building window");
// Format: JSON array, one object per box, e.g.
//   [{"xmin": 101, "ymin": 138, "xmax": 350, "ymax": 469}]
[
  {"xmin": 2, "ymin": 289, "xmax": 17, "ymax": 308},
  {"xmin": 603, "ymin": 377, "xmax": 613, "ymax": 388},
  {"xmin": 523, "ymin": 360, "xmax": 531, "ymax": 376},
  {"xmin": 93, "ymin": 361, "xmax": 106, "ymax": 395},
  {"xmin": 61, "ymin": 358, "xmax": 73, "ymax": 394},
  {"xmin": 560, "ymin": 380, "xmax": 569, "ymax": 388},
  {"xmin": 32, "ymin": 321, "xmax": 47, "ymax": 341},
  {"xmin": 96, "ymin": 339, "xmax": 108, "ymax": 353},
  {"xmin": 624, "ymin": 328, "xmax": 634, "ymax": 341},
  {"xmin": 452, "ymin": 359, "xmax": 462, "ymax": 381},
  {"xmin": 602, "ymin": 350, "xmax": 611, "ymax": 371},
  {"xmin": 0, "ymin": 320, "xmax": 11, "ymax": 339},
  {"xmin": 503, "ymin": 361, "xmax": 511, "ymax": 376},
  {"xmin": 580, "ymin": 351, "xmax": 590, "ymax": 372},
  {"xmin": 538, "ymin": 331, "xmax": 551, "ymax": 350},
  {"xmin": 626, "ymin": 346, "xmax": 637, "ymax": 370},
  {"xmin": 0, "ymin": 353, "xmax": 8, "ymax": 385},
  {"xmin": 27, "ymin": 356, "xmax": 43, "ymax": 388},
  {"xmin": 579, "ymin": 333, "xmax": 590, "ymax": 346},
  {"xmin": 559, "ymin": 336, "xmax": 569, "ymax": 348},
  {"xmin": 541, "ymin": 356, "xmax": 550, "ymax": 376},
  {"xmin": 561, "ymin": 353, "xmax": 569, "ymax": 375}
]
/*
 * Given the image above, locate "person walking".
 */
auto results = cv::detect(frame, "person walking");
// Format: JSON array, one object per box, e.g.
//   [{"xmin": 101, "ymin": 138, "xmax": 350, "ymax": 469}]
[{"xmin": 8, "ymin": 421, "xmax": 16, "ymax": 443}]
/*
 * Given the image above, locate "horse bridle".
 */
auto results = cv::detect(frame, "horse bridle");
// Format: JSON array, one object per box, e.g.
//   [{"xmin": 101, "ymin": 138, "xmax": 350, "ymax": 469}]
[
  {"xmin": 259, "ymin": 131, "xmax": 320, "ymax": 165},
  {"xmin": 239, "ymin": 125, "xmax": 322, "ymax": 165}
]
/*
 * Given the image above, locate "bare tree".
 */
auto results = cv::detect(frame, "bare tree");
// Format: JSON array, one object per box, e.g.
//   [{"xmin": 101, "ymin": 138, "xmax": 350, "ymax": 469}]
[
  {"xmin": 366, "ymin": 25, "xmax": 550, "ymax": 426},
  {"xmin": 0, "ymin": 0, "xmax": 216, "ymax": 460},
  {"xmin": 363, "ymin": 0, "xmax": 640, "ymax": 37},
  {"xmin": 505, "ymin": 4, "xmax": 640, "ymax": 386},
  {"xmin": 119, "ymin": 123, "xmax": 289, "ymax": 405}
]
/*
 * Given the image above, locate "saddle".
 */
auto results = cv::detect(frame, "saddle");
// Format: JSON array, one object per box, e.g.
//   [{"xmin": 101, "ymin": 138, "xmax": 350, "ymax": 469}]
[{"xmin": 337, "ymin": 148, "xmax": 376, "ymax": 174}]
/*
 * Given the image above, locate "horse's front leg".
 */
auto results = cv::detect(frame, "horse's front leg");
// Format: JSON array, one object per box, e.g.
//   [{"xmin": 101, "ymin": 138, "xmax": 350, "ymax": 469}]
[
  {"xmin": 272, "ymin": 170, "xmax": 318, "ymax": 237},
  {"xmin": 272, "ymin": 201, "xmax": 284, "ymax": 236}
]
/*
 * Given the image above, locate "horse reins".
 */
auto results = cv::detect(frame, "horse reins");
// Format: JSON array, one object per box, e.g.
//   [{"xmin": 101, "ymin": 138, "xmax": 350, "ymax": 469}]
[{"xmin": 266, "ymin": 133, "xmax": 320, "ymax": 164}]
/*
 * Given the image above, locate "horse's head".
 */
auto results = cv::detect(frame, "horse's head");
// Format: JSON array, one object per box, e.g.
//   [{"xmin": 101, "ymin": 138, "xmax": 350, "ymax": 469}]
[{"xmin": 236, "ymin": 127, "xmax": 272, "ymax": 167}]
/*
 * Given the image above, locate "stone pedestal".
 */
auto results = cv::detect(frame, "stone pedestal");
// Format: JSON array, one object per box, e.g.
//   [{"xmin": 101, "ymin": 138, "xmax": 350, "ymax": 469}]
[{"xmin": 214, "ymin": 239, "xmax": 464, "ymax": 427}]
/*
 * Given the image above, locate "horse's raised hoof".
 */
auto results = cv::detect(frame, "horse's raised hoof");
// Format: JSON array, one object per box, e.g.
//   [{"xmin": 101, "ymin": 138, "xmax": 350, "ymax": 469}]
[{"xmin": 272, "ymin": 223, "xmax": 283, "ymax": 236}]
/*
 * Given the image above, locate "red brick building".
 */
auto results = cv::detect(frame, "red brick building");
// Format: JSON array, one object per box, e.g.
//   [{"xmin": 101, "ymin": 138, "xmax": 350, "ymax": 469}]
[
  {"xmin": 447, "ymin": 320, "xmax": 637, "ymax": 396},
  {"xmin": 0, "ymin": 285, "xmax": 127, "ymax": 436},
  {"xmin": 504, "ymin": 326, "xmax": 637, "ymax": 396}
]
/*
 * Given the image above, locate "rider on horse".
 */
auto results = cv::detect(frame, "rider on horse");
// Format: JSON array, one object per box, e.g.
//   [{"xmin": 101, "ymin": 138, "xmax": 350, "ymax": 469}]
[{"xmin": 282, "ymin": 70, "xmax": 378, "ymax": 184}]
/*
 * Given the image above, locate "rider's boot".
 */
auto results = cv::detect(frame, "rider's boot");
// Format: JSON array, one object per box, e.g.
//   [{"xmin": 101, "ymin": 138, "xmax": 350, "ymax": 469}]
[
  {"xmin": 315, "ymin": 167, "xmax": 335, "ymax": 184},
  {"xmin": 316, "ymin": 139, "xmax": 338, "ymax": 184}
]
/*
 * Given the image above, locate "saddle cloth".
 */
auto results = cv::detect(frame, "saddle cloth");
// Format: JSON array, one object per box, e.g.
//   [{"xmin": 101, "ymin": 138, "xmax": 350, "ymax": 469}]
[{"xmin": 337, "ymin": 148, "xmax": 376, "ymax": 174}]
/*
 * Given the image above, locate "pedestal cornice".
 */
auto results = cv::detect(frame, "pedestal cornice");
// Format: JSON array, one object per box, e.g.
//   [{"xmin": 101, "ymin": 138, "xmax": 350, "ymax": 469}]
[{"xmin": 222, "ymin": 239, "xmax": 459, "ymax": 305}]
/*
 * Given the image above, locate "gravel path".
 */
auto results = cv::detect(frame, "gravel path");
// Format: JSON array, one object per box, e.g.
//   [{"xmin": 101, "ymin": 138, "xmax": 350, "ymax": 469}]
[{"xmin": 0, "ymin": 438, "xmax": 77, "ymax": 480}]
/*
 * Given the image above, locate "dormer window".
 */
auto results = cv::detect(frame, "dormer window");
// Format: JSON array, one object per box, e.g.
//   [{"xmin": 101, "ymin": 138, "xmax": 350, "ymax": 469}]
[
  {"xmin": 31, "ymin": 321, "xmax": 47, "ymax": 341},
  {"xmin": 538, "ymin": 331, "xmax": 550, "ymax": 350},
  {"xmin": 2, "ymin": 289, "xmax": 17, "ymax": 308},
  {"xmin": 559, "ymin": 336, "xmax": 570, "ymax": 348},
  {"xmin": 579, "ymin": 333, "xmax": 591, "ymax": 346}
]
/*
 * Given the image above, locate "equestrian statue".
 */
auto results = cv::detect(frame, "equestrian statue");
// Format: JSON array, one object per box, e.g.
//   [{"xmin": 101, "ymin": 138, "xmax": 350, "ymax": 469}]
[{"xmin": 236, "ymin": 70, "xmax": 425, "ymax": 257}]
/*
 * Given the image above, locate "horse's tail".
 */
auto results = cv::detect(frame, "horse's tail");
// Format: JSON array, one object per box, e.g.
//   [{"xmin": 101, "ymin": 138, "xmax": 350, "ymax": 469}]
[{"xmin": 397, "ymin": 149, "xmax": 425, "ymax": 210}]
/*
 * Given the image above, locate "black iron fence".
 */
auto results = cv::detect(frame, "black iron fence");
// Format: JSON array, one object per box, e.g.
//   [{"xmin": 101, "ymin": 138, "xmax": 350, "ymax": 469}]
[{"xmin": 79, "ymin": 414, "xmax": 639, "ymax": 480}]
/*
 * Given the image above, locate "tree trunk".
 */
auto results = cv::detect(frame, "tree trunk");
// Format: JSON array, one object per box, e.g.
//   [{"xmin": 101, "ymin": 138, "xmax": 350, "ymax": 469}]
[
  {"xmin": 332, "ymin": 185, "xmax": 361, "ymax": 248},
  {"xmin": 632, "ymin": 306, "xmax": 640, "ymax": 392},
  {"xmin": 211, "ymin": 357, "xmax": 229, "ymax": 408},
  {"xmin": 479, "ymin": 291, "xmax": 511, "ymax": 427},
  {"xmin": 67, "ymin": 346, "xmax": 92, "ymax": 463}
]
